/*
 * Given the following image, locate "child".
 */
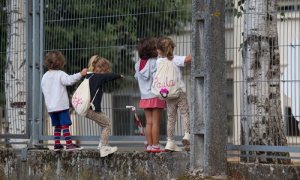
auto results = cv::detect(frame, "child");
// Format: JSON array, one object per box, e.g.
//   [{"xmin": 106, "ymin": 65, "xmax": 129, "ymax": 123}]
[
  {"xmin": 41, "ymin": 51, "xmax": 88, "ymax": 151},
  {"xmin": 156, "ymin": 37, "xmax": 192, "ymax": 151},
  {"xmin": 85, "ymin": 55, "xmax": 123, "ymax": 157},
  {"xmin": 134, "ymin": 37, "xmax": 167, "ymax": 153}
]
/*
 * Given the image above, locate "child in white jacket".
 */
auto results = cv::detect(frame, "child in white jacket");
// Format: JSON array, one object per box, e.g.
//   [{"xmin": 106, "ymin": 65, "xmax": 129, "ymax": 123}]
[{"xmin": 41, "ymin": 51, "xmax": 87, "ymax": 151}]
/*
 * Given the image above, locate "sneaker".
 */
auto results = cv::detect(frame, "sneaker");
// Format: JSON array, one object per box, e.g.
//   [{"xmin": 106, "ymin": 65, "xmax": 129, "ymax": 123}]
[
  {"xmin": 145, "ymin": 145, "xmax": 152, "ymax": 152},
  {"xmin": 165, "ymin": 139, "xmax": 182, "ymax": 152},
  {"xmin": 182, "ymin": 133, "xmax": 190, "ymax": 151},
  {"xmin": 100, "ymin": 146, "xmax": 118, "ymax": 157},
  {"xmin": 54, "ymin": 144, "xmax": 64, "ymax": 151},
  {"xmin": 150, "ymin": 145, "xmax": 165, "ymax": 153},
  {"xmin": 65, "ymin": 144, "xmax": 84, "ymax": 151}
]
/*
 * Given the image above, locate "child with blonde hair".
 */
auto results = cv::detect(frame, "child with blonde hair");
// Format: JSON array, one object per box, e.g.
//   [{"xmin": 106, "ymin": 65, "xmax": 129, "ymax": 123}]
[
  {"xmin": 41, "ymin": 51, "xmax": 87, "ymax": 151},
  {"xmin": 85, "ymin": 55, "xmax": 123, "ymax": 157},
  {"xmin": 156, "ymin": 37, "xmax": 192, "ymax": 151}
]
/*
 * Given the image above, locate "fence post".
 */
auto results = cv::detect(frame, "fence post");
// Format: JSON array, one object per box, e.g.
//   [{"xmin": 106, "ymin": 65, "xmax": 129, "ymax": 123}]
[
  {"xmin": 28, "ymin": 0, "xmax": 42, "ymax": 147},
  {"xmin": 191, "ymin": 0, "xmax": 227, "ymax": 176}
]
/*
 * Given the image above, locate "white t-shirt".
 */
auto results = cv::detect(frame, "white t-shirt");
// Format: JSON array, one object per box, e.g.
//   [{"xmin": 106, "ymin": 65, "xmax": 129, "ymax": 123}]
[
  {"xmin": 156, "ymin": 56, "xmax": 186, "ymax": 92},
  {"xmin": 41, "ymin": 70, "xmax": 82, "ymax": 112}
]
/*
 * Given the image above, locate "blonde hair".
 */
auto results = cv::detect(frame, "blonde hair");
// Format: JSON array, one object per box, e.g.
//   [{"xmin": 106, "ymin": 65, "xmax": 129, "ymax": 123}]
[
  {"xmin": 156, "ymin": 37, "xmax": 175, "ymax": 60},
  {"xmin": 88, "ymin": 55, "xmax": 112, "ymax": 73}
]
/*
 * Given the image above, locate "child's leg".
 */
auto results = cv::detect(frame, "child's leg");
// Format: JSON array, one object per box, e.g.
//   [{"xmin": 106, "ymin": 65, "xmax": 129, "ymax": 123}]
[
  {"xmin": 61, "ymin": 125, "xmax": 72, "ymax": 145},
  {"xmin": 167, "ymin": 99, "xmax": 178, "ymax": 140},
  {"xmin": 145, "ymin": 109, "xmax": 153, "ymax": 146},
  {"xmin": 86, "ymin": 109, "xmax": 111, "ymax": 146},
  {"xmin": 54, "ymin": 125, "xmax": 61, "ymax": 144},
  {"xmin": 49, "ymin": 112, "xmax": 62, "ymax": 144},
  {"xmin": 177, "ymin": 93, "xmax": 190, "ymax": 134},
  {"xmin": 152, "ymin": 108, "xmax": 162, "ymax": 145}
]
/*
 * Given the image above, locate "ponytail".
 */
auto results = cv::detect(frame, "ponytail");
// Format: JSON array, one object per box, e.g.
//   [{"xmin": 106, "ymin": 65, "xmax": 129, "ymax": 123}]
[{"xmin": 157, "ymin": 37, "xmax": 175, "ymax": 60}]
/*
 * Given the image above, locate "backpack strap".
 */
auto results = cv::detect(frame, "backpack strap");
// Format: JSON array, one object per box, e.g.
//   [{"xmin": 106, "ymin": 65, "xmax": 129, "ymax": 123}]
[
  {"xmin": 91, "ymin": 88, "xmax": 99, "ymax": 104},
  {"xmin": 88, "ymin": 73, "xmax": 99, "ymax": 109},
  {"xmin": 87, "ymin": 73, "xmax": 94, "ymax": 79}
]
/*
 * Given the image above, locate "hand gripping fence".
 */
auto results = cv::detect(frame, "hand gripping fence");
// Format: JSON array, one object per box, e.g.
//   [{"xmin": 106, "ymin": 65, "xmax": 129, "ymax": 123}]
[{"xmin": 126, "ymin": 106, "xmax": 144, "ymax": 135}]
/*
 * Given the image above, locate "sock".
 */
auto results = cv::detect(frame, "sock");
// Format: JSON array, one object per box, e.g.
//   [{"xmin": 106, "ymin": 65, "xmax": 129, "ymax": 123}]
[
  {"xmin": 54, "ymin": 126, "xmax": 61, "ymax": 145},
  {"xmin": 61, "ymin": 125, "xmax": 72, "ymax": 145}
]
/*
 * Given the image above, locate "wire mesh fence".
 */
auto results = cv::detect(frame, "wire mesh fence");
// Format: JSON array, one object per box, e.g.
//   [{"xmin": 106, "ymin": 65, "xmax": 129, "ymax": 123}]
[
  {"xmin": 226, "ymin": 0, "xmax": 300, "ymax": 162},
  {"xmin": 0, "ymin": 0, "xmax": 27, "ymax": 139},
  {"xmin": 41, "ymin": 0, "xmax": 192, "ymax": 140},
  {"xmin": 0, "ymin": 0, "xmax": 300, "ymax": 162}
]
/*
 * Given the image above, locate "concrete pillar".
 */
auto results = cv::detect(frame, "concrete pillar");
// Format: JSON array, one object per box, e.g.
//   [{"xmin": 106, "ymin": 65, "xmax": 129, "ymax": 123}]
[{"xmin": 191, "ymin": 0, "xmax": 227, "ymax": 176}]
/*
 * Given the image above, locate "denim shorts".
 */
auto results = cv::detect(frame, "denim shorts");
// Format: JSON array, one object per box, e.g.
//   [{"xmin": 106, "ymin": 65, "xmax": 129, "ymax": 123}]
[{"xmin": 49, "ymin": 109, "xmax": 72, "ymax": 126}]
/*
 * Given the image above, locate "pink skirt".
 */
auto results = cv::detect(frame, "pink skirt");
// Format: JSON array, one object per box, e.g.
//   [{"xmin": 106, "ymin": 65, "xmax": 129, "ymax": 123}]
[{"xmin": 139, "ymin": 97, "xmax": 166, "ymax": 109}]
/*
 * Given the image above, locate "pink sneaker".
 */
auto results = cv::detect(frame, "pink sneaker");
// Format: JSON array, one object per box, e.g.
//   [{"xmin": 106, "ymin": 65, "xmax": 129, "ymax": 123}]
[
  {"xmin": 145, "ymin": 145, "xmax": 152, "ymax": 152},
  {"xmin": 150, "ymin": 145, "xmax": 165, "ymax": 153}
]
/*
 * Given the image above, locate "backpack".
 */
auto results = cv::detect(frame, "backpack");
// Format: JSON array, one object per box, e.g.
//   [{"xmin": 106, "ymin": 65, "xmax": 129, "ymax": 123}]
[
  {"xmin": 151, "ymin": 58, "xmax": 181, "ymax": 99},
  {"xmin": 71, "ymin": 74, "xmax": 98, "ymax": 116}
]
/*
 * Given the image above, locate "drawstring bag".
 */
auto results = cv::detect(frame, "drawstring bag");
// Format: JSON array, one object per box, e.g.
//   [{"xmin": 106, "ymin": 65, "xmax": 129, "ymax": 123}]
[
  {"xmin": 151, "ymin": 58, "xmax": 180, "ymax": 99},
  {"xmin": 71, "ymin": 74, "xmax": 99, "ymax": 116}
]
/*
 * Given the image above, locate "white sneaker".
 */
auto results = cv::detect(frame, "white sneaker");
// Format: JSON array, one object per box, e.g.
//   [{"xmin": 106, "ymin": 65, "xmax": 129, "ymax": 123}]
[
  {"xmin": 165, "ymin": 139, "xmax": 182, "ymax": 152},
  {"xmin": 182, "ymin": 133, "xmax": 190, "ymax": 151},
  {"xmin": 97, "ymin": 142, "xmax": 102, "ymax": 149},
  {"xmin": 182, "ymin": 133, "xmax": 190, "ymax": 146},
  {"xmin": 100, "ymin": 146, "xmax": 118, "ymax": 157}
]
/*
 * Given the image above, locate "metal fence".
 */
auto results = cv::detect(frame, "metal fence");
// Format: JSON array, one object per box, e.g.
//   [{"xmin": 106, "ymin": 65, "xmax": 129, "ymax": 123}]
[
  {"xmin": 226, "ymin": 0, "xmax": 300, "ymax": 162},
  {"xmin": 0, "ymin": 0, "xmax": 28, "ymax": 144},
  {"xmin": 40, "ymin": 0, "xmax": 192, "ymax": 144},
  {"xmin": 1, "ymin": 0, "xmax": 300, "ymax": 162}
]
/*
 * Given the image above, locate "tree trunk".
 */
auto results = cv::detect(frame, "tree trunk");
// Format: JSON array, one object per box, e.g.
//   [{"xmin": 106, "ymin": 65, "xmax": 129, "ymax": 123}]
[
  {"xmin": 5, "ymin": 0, "xmax": 26, "ymax": 137},
  {"xmin": 241, "ymin": 0, "xmax": 290, "ymax": 164}
]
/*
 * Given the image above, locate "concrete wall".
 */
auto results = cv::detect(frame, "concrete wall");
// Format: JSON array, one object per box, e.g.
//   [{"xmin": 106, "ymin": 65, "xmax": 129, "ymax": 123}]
[
  {"xmin": 228, "ymin": 162, "xmax": 300, "ymax": 180},
  {"xmin": 2, "ymin": 148, "xmax": 300, "ymax": 180},
  {"xmin": 0, "ymin": 148, "xmax": 189, "ymax": 180}
]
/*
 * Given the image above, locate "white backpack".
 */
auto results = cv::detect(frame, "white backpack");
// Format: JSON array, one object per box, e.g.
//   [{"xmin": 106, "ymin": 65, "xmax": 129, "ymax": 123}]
[
  {"xmin": 71, "ymin": 74, "xmax": 98, "ymax": 116},
  {"xmin": 151, "ymin": 58, "xmax": 181, "ymax": 99}
]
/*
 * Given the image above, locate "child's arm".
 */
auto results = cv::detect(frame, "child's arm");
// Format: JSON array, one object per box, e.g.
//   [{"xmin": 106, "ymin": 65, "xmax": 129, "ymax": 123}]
[
  {"xmin": 102, "ymin": 73, "xmax": 123, "ymax": 82},
  {"xmin": 61, "ymin": 68, "xmax": 88, "ymax": 86}
]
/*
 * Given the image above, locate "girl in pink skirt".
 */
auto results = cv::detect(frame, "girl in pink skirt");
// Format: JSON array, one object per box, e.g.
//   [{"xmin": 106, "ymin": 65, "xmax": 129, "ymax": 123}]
[{"xmin": 134, "ymin": 37, "xmax": 166, "ymax": 153}]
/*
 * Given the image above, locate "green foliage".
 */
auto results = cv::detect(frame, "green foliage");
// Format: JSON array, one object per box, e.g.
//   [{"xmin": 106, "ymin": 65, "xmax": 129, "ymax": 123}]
[{"xmin": 44, "ymin": 0, "xmax": 191, "ymax": 92}]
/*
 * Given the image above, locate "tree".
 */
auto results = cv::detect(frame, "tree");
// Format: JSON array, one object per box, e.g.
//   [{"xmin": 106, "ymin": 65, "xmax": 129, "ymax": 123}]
[
  {"xmin": 43, "ymin": 0, "xmax": 191, "ymax": 93},
  {"xmin": 4, "ymin": 0, "xmax": 26, "ymax": 137},
  {"xmin": 0, "ymin": 0, "xmax": 7, "ymax": 105},
  {"xmin": 240, "ymin": 0, "xmax": 289, "ymax": 163}
]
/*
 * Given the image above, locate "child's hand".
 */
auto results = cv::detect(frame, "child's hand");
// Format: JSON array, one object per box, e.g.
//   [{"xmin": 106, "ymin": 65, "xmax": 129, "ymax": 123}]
[
  {"xmin": 80, "ymin": 68, "xmax": 88, "ymax": 77},
  {"xmin": 184, "ymin": 54, "xmax": 192, "ymax": 63}
]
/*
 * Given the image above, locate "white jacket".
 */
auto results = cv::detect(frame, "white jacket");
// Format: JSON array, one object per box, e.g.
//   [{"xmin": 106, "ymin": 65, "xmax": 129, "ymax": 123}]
[{"xmin": 41, "ymin": 70, "xmax": 82, "ymax": 112}]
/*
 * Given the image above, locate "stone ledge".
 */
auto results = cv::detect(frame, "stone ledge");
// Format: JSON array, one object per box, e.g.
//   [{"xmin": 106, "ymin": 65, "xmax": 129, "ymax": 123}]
[
  {"xmin": 0, "ymin": 148, "xmax": 189, "ymax": 180},
  {"xmin": 227, "ymin": 162, "xmax": 300, "ymax": 180}
]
